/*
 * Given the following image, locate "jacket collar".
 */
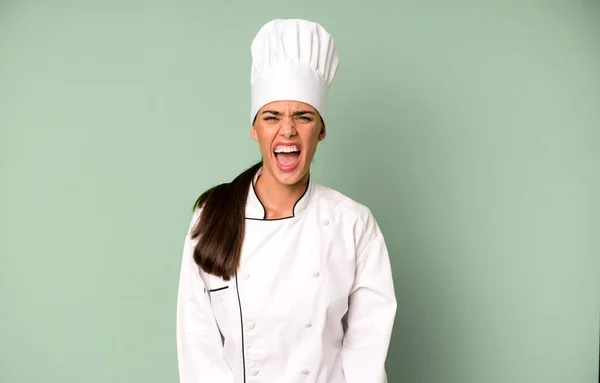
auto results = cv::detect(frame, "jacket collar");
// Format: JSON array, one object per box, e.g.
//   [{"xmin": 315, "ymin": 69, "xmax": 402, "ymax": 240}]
[{"xmin": 246, "ymin": 167, "xmax": 314, "ymax": 220}]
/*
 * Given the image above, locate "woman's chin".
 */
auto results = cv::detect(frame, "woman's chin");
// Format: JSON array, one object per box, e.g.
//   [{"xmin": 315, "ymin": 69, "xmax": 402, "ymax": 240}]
[{"xmin": 267, "ymin": 160, "xmax": 308, "ymax": 187}]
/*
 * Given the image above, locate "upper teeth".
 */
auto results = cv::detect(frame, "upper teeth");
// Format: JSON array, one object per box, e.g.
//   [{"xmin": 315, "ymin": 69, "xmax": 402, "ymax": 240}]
[{"xmin": 274, "ymin": 145, "xmax": 300, "ymax": 153}]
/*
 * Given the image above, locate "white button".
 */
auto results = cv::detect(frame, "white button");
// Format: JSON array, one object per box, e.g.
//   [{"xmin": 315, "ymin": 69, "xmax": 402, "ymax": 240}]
[
  {"xmin": 311, "ymin": 271, "xmax": 320, "ymax": 278},
  {"xmin": 250, "ymin": 369, "xmax": 259, "ymax": 376},
  {"xmin": 242, "ymin": 273, "xmax": 251, "ymax": 280},
  {"xmin": 301, "ymin": 369, "xmax": 309, "ymax": 375},
  {"xmin": 247, "ymin": 321, "xmax": 256, "ymax": 329},
  {"xmin": 304, "ymin": 321, "xmax": 312, "ymax": 328},
  {"xmin": 323, "ymin": 219, "xmax": 329, "ymax": 226}
]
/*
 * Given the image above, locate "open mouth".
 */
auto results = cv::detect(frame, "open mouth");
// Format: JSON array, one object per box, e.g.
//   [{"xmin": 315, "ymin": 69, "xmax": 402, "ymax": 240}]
[{"xmin": 274, "ymin": 144, "xmax": 301, "ymax": 169}]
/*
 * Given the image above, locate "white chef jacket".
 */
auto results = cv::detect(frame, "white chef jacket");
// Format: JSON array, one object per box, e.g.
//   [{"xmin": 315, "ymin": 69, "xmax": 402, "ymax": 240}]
[{"xmin": 176, "ymin": 169, "xmax": 397, "ymax": 383}]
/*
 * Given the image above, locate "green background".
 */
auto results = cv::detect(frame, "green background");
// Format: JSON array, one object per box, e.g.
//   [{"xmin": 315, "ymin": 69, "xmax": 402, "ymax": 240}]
[{"xmin": 1, "ymin": 1, "xmax": 598, "ymax": 382}]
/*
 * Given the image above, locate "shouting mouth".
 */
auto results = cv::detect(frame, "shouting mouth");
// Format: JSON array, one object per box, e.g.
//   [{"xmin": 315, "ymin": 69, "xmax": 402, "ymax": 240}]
[{"xmin": 274, "ymin": 144, "xmax": 301, "ymax": 171}]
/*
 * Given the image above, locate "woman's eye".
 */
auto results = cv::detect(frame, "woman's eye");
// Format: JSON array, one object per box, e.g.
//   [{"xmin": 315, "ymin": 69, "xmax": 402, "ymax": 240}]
[
  {"xmin": 264, "ymin": 116, "xmax": 277, "ymax": 121},
  {"xmin": 298, "ymin": 116, "xmax": 312, "ymax": 121}
]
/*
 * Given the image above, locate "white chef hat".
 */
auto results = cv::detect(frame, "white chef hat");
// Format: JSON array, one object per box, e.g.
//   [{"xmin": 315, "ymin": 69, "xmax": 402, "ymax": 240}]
[{"xmin": 250, "ymin": 18, "xmax": 339, "ymax": 123}]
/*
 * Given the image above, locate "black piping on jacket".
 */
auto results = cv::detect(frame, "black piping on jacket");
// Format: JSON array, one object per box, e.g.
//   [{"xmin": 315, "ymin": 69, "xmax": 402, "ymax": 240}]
[{"xmin": 234, "ymin": 170, "xmax": 311, "ymax": 381}]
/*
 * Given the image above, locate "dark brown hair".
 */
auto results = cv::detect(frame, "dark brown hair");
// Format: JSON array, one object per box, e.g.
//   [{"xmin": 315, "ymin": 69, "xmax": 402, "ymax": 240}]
[{"xmin": 190, "ymin": 161, "xmax": 263, "ymax": 281}]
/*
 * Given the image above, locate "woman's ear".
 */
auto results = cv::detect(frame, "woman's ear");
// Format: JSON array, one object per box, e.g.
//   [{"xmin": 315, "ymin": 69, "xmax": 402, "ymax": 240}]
[
  {"xmin": 251, "ymin": 124, "xmax": 259, "ymax": 142},
  {"xmin": 250, "ymin": 114, "xmax": 260, "ymax": 142},
  {"xmin": 318, "ymin": 123, "xmax": 327, "ymax": 142}
]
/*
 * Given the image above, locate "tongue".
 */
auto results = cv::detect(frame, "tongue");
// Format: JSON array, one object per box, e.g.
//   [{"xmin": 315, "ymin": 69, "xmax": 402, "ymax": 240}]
[{"xmin": 276, "ymin": 152, "xmax": 299, "ymax": 166}]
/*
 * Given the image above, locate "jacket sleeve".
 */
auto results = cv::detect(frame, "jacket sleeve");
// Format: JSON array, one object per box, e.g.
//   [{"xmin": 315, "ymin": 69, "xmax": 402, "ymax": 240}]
[
  {"xmin": 341, "ymin": 215, "xmax": 397, "ymax": 383},
  {"xmin": 176, "ymin": 210, "xmax": 233, "ymax": 383}
]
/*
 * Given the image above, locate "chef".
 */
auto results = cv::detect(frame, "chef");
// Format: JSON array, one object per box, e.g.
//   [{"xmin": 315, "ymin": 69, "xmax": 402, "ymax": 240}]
[{"xmin": 176, "ymin": 18, "xmax": 397, "ymax": 383}]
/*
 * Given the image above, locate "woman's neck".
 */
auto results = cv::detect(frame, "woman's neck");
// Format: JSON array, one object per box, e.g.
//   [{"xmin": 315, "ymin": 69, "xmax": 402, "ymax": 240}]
[{"xmin": 254, "ymin": 170, "xmax": 309, "ymax": 220}]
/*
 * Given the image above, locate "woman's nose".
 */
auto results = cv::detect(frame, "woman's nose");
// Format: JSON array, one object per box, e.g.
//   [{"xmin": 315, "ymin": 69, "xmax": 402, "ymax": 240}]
[{"xmin": 279, "ymin": 120, "xmax": 297, "ymax": 138}]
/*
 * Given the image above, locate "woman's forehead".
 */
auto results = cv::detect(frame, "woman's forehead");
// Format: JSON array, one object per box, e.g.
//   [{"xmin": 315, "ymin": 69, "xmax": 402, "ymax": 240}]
[{"xmin": 259, "ymin": 100, "xmax": 317, "ymax": 113}]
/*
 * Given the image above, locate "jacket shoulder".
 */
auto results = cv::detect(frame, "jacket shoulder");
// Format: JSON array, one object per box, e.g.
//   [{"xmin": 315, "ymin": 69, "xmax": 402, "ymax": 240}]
[
  {"xmin": 314, "ymin": 183, "xmax": 379, "ymax": 233},
  {"xmin": 314, "ymin": 182, "xmax": 385, "ymax": 258}
]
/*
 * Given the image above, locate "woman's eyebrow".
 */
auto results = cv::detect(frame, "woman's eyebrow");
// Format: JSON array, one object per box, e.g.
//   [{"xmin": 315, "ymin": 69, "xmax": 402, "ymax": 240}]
[
  {"xmin": 261, "ymin": 110, "xmax": 283, "ymax": 115},
  {"xmin": 261, "ymin": 110, "xmax": 315, "ymax": 116},
  {"xmin": 293, "ymin": 110, "xmax": 315, "ymax": 116},
  {"xmin": 260, "ymin": 110, "xmax": 315, "ymax": 116}
]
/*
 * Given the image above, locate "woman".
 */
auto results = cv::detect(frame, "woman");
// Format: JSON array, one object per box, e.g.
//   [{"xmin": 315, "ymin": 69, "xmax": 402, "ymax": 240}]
[{"xmin": 176, "ymin": 18, "xmax": 397, "ymax": 383}]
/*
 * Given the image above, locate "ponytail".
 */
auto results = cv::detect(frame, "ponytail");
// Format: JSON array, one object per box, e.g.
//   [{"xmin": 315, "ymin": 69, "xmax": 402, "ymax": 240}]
[{"xmin": 190, "ymin": 161, "xmax": 262, "ymax": 281}]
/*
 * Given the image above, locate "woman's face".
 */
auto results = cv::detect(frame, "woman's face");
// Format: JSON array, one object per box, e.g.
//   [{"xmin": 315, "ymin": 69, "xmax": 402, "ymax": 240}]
[{"xmin": 251, "ymin": 100, "xmax": 326, "ymax": 187}]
